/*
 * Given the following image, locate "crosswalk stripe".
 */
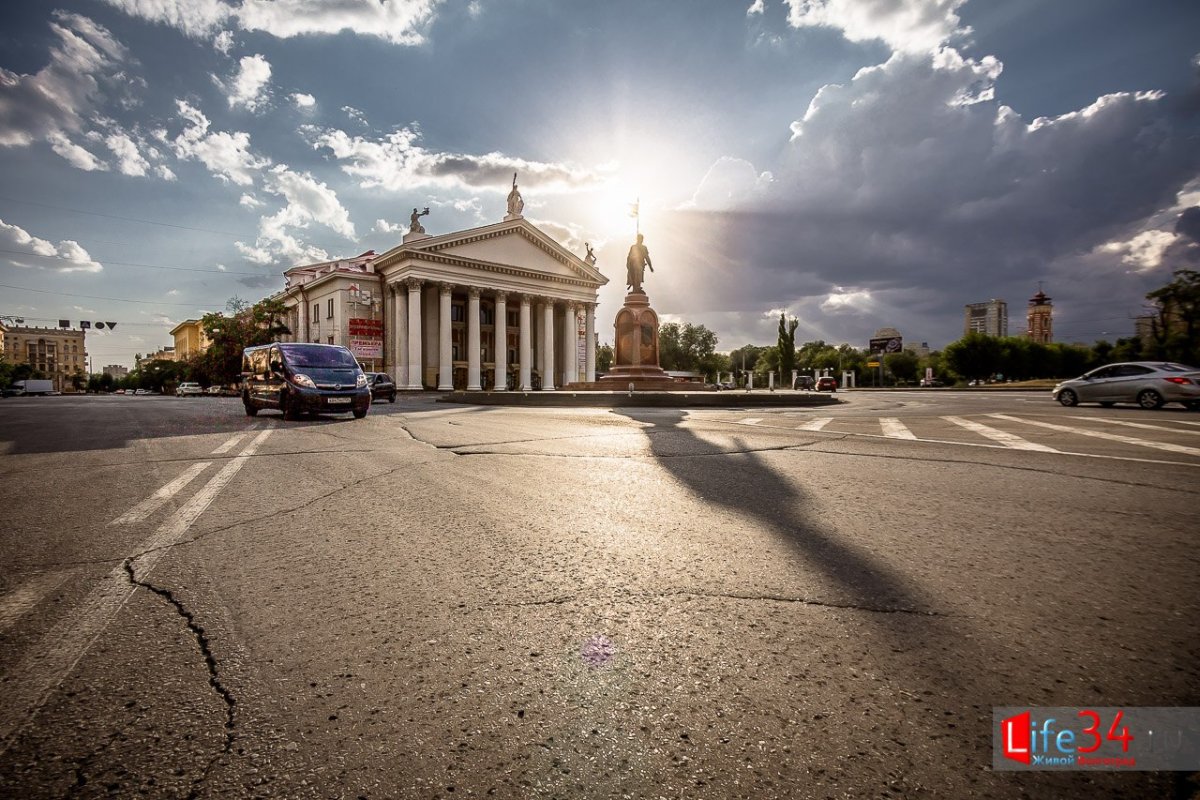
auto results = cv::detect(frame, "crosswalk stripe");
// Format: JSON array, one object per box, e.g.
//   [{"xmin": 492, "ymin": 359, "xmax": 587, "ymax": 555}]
[
  {"xmin": 943, "ymin": 416, "xmax": 1059, "ymax": 452},
  {"xmin": 879, "ymin": 417, "xmax": 916, "ymax": 440},
  {"xmin": 990, "ymin": 414, "xmax": 1200, "ymax": 457},
  {"xmin": 0, "ymin": 573, "xmax": 69, "ymax": 634},
  {"xmin": 739, "ymin": 418, "xmax": 763, "ymax": 426},
  {"xmin": 211, "ymin": 432, "xmax": 248, "ymax": 454},
  {"xmin": 797, "ymin": 417, "xmax": 832, "ymax": 431},
  {"xmin": 108, "ymin": 462, "xmax": 211, "ymax": 526},
  {"xmin": 1068, "ymin": 416, "xmax": 1200, "ymax": 436}
]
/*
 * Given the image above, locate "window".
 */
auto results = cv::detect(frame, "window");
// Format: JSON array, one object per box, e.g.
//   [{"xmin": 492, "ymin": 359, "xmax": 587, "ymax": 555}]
[
  {"xmin": 481, "ymin": 306, "xmax": 494, "ymax": 325},
  {"xmin": 328, "ymin": 336, "xmax": 334, "ymax": 345},
  {"xmin": 507, "ymin": 310, "xmax": 519, "ymax": 327},
  {"xmin": 1113, "ymin": 365, "xmax": 1154, "ymax": 377},
  {"xmin": 327, "ymin": 299, "xmax": 334, "ymax": 319},
  {"xmin": 313, "ymin": 303, "xmax": 320, "ymax": 322},
  {"xmin": 451, "ymin": 303, "xmax": 465, "ymax": 322}
]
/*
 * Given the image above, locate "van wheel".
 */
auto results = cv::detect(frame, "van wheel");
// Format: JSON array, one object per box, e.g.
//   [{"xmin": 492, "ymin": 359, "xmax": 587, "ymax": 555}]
[
  {"xmin": 281, "ymin": 391, "xmax": 300, "ymax": 420},
  {"xmin": 389, "ymin": 392, "xmax": 396, "ymax": 403},
  {"xmin": 353, "ymin": 407, "xmax": 367, "ymax": 419}
]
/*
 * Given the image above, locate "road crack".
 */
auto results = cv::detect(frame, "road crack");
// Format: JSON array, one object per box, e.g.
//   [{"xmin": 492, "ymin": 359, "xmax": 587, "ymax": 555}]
[
  {"xmin": 490, "ymin": 587, "xmax": 945, "ymax": 616},
  {"xmin": 122, "ymin": 558, "xmax": 233, "ymax": 800}
]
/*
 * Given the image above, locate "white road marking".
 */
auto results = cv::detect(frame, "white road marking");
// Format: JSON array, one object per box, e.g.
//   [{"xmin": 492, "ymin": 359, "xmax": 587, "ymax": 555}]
[
  {"xmin": 108, "ymin": 462, "xmax": 211, "ymax": 526},
  {"xmin": 942, "ymin": 416, "xmax": 1059, "ymax": 452},
  {"xmin": 990, "ymin": 414, "xmax": 1200, "ymax": 457},
  {"xmin": 0, "ymin": 573, "xmax": 69, "ymax": 634},
  {"xmin": 1068, "ymin": 416, "xmax": 1200, "ymax": 436},
  {"xmin": 0, "ymin": 427, "xmax": 273, "ymax": 754},
  {"xmin": 797, "ymin": 417, "xmax": 833, "ymax": 431},
  {"xmin": 738, "ymin": 418, "xmax": 763, "ymax": 426},
  {"xmin": 211, "ymin": 429, "xmax": 251, "ymax": 454},
  {"xmin": 879, "ymin": 418, "xmax": 916, "ymax": 440}
]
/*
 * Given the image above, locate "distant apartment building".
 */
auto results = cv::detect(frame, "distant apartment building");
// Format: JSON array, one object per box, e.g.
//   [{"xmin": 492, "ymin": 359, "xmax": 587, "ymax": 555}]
[
  {"xmin": 2, "ymin": 324, "xmax": 88, "ymax": 392},
  {"xmin": 137, "ymin": 347, "xmax": 176, "ymax": 369},
  {"xmin": 964, "ymin": 299, "xmax": 1008, "ymax": 337},
  {"xmin": 1025, "ymin": 288, "xmax": 1053, "ymax": 343},
  {"xmin": 169, "ymin": 319, "xmax": 210, "ymax": 360},
  {"xmin": 103, "ymin": 364, "xmax": 129, "ymax": 380}
]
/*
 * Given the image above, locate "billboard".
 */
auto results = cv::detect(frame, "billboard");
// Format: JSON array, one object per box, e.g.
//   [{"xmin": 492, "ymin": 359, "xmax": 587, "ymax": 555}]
[
  {"xmin": 349, "ymin": 337, "xmax": 382, "ymax": 359},
  {"xmin": 349, "ymin": 318, "xmax": 383, "ymax": 337},
  {"xmin": 869, "ymin": 336, "xmax": 903, "ymax": 354}
]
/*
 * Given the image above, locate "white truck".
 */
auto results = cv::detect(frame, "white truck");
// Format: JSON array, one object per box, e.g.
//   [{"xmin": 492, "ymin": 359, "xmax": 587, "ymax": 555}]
[{"xmin": 3, "ymin": 379, "xmax": 54, "ymax": 397}]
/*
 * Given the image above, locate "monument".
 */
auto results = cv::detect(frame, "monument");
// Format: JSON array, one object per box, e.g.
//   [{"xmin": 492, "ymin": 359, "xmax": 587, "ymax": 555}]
[{"xmin": 597, "ymin": 232, "xmax": 679, "ymax": 388}]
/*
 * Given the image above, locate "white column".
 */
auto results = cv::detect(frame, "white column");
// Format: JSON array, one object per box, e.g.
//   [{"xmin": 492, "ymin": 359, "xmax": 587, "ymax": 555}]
[
  {"xmin": 394, "ymin": 284, "xmax": 408, "ymax": 387},
  {"xmin": 561, "ymin": 302, "xmax": 576, "ymax": 386},
  {"xmin": 494, "ymin": 293, "xmax": 507, "ymax": 391},
  {"xmin": 541, "ymin": 300, "xmax": 556, "ymax": 390},
  {"xmin": 438, "ymin": 283, "xmax": 453, "ymax": 390},
  {"xmin": 405, "ymin": 279, "xmax": 422, "ymax": 390},
  {"xmin": 467, "ymin": 287, "xmax": 482, "ymax": 391},
  {"xmin": 519, "ymin": 295, "xmax": 532, "ymax": 391},
  {"xmin": 585, "ymin": 302, "xmax": 596, "ymax": 382}
]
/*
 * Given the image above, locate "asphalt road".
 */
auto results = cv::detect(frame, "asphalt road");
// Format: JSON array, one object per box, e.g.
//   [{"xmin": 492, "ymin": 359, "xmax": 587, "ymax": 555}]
[{"xmin": 0, "ymin": 390, "xmax": 1197, "ymax": 799}]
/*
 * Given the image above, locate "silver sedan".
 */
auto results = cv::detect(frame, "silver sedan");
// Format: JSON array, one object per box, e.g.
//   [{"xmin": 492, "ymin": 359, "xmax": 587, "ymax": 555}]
[{"xmin": 1053, "ymin": 361, "xmax": 1200, "ymax": 409}]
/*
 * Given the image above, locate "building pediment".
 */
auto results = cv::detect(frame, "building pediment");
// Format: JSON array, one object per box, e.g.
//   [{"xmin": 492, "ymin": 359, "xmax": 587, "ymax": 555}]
[{"xmin": 376, "ymin": 219, "xmax": 606, "ymax": 287}]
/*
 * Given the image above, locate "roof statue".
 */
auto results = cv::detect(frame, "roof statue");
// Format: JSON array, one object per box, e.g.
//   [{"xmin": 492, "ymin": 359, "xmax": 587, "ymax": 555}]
[
  {"xmin": 584, "ymin": 242, "xmax": 596, "ymax": 266},
  {"xmin": 506, "ymin": 172, "xmax": 524, "ymax": 217},
  {"xmin": 410, "ymin": 206, "xmax": 430, "ymax": 234}
]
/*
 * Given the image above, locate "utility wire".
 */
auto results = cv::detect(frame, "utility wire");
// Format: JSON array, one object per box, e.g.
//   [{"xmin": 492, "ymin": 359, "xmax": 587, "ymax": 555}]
[
  {"xmin": 0, "ymin": 247, "xmax": 266, "ymax": 276},
  {"xmin": 0, "ymin": 195, "xmax": 248, "ymax": 237}
]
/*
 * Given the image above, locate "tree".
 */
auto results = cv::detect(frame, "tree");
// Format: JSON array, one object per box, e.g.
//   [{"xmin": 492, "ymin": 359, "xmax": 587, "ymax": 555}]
[
  {"xmin": 728, "ymin": 344, "xmax": 766, "ymax": 382},
  {"xmin": 1145, "ymin": 268, "xmax": 1200, "ymax": 363},
  {"xmin": 596, "ymin": 344, "xmax": 614, "ymax": 373},
  {"xmin": 943, "ymin": 332, "xmax": 1002, "ymax": 381},
  {"xmin": 884, "ymin": 351, "xmax": 919, "ymax": 384},
  {"xmin": 196, "ymin": 296, "xmax": 292, "ymax": 385},
  {"xmin": 777, "ymin": 313, "xmax": 798, "ymax": 378},
  {"xmin": 658, "ymin": 322, "xmax": 719, "ymax": 372}
]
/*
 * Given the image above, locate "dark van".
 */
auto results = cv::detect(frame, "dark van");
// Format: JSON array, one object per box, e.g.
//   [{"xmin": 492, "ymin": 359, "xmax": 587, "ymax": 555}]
[{"xmin": 242, "ymin": 343, "xmax": 371, "ymax": 420}]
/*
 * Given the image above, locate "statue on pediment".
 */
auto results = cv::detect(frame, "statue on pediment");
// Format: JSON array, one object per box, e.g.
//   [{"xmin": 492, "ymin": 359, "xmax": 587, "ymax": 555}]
[
  {"xmin": 506, "ymin": 172, "xmax": 524, "ymax": 217},
  {"xmin": 410, "ymin": 207, "xmax": 430, "ymax": 234},
  {"xmin": 584, "ymin": 242, "xmax": 596, "ymax": 265}
]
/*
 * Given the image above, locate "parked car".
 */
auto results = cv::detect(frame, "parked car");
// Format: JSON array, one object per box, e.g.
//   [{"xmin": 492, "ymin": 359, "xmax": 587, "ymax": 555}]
[
  {"xmin": 134, "ymin": 388, "xmax": 149, "ymax": 395},
  {"xmin": 365, "ymin": 372, "xmax": 397, "ymax": 403},
  {"xmin": 919, "ymin": 378, "xmax": 944, "ymax": 387},
  {"xmin": 205, "ymin": 385, "xmax": 223, "ymax": 395},
  {"xmin": 816, "ymin": 376, "xmax": 838, "ymax": 392},
  {"xmin": 795, "ymin": 376, "xmax": 815, "ymax": 391},
  {"xmin": 176, "ymin": 382, "xmax": 203, "ymax": 397},
  {"xmin": 242, "ymin": 342, "xmax": 371, "ymax": 419},
  {"xmin": 1053, "ymin": 362, "xmax": 1200, "ymax": 409}
]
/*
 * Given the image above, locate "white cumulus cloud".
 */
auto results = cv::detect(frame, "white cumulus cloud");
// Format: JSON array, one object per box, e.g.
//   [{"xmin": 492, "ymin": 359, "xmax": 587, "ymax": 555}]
[
  {"xmin": 104, "ymin": 131, "xmax": 151, "ymax": 176},
  {"xmin": 784, "ymin": 0, "xmax": 968, "ymax": 54},
  {"xmin": 235, "ymin": 165, "xmax": 355, "ymax": 267},
  {"xmin": 290, "ymin": 92, "xmax": 316, "ymax": 108},
  {"xmin": 1095, "ymin": 230, "xmax": 1179, "ymax": 272},
  {"xmin": 216, "ymin": 54, "xmax": 272, "ymax": 111},
  {"xmin": 169, "ymin": 100, "xmax": 269, "ymax": 185},
  {"xmin": 0, "ymin": 218, "xmax": 103, "ymax": 272}
]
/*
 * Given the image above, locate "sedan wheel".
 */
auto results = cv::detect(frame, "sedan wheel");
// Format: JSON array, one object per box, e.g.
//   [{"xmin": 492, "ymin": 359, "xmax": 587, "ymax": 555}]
[
  {"xmin": 1057, "ymin": 389, "xmax": 1078, "ymax": 407},
  {"xmin": 1137, "ymin": 389, "xmax": 1164, "ymax": 410}
]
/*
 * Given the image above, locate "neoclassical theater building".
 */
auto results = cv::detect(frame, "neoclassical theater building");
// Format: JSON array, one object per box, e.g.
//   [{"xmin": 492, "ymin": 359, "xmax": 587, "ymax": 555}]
[{"xmin": 273, "ymin": 184, "xmax": 607, "ymax": 391}]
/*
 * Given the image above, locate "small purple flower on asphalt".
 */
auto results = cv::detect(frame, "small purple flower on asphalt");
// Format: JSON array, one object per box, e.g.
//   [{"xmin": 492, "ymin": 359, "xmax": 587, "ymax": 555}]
[{"xmin": 581, "ymin": 634, "xmax": 616, "ymax": 668}]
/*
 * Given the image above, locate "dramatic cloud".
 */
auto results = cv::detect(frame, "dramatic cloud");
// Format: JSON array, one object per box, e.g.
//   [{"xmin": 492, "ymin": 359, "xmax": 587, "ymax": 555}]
[
  {"xmin": 784, "ymin": 0, "xmax": 968, "ymax": 54},
  {"xmin": 213, "ymin": 29, "xmax": 235, "ymax": 53},
  {"xmin": 374, "ymin": 218, "xmax": 405, "ymax": 234},
  {"xmin": 0, "ymin": 218, "xmax": 103, "ymax": 272},
  {"xmin": 661, "ymin": 46, "xmax": 1200, "ymax": 345},
  {"xmin": 310, "ymin": 125, "xmax": 606, "ymax": 193},
  {"xmin": 103, "ymin": 131, "xmax": 151, "ymax": 175},
  {"xmin": 235, "ymin": 165, "xmax": 354, "ymax": 266},
  {"xmin": 101, "ymin": 0, "xmax": 440, "ymax": 46},
  {"xmin": 0, "ymin": 12, "xmax": 128, "ymax": 165},
  {"xmin": 168, "ymin": 100, "xmax": 269, "ymax": 184},
  {"xmin": 216, "ymin": 54, "xmax": 272, "ymax": 111}
]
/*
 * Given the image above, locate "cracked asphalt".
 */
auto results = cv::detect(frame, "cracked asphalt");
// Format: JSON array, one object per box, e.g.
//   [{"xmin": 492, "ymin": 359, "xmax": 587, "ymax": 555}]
[{"xmin": 0, "ymin": 391, "xmax": 1197, "ymax": 799}]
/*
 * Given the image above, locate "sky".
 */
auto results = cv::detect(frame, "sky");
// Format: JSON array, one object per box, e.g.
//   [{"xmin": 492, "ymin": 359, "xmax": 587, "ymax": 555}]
[{"xmin": 1, "ymin": 0, "xmax": 1198, "ymax": 369}]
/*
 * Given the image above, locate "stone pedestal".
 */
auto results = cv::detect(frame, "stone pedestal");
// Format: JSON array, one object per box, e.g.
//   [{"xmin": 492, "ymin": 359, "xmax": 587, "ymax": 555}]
[{"xmin": 594, "ymin": 290, "xmax": 679, "ymax": 390}]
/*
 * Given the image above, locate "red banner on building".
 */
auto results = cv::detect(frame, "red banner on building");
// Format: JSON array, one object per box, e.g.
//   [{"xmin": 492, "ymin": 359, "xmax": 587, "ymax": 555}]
[{"xmin": 349, "ymin": 318, "xmax": 383, "ymax": 336}]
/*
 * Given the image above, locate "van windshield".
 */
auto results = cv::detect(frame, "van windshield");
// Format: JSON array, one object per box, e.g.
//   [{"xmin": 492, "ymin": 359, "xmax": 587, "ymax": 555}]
[{"xmin": 279, "ymin": 344, "xmax": 358, "ymax": 368}]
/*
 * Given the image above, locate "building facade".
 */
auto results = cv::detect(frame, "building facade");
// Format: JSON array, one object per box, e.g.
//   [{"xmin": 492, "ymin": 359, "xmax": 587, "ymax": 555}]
[
  {"xmin": 103, "ymin": 364, "xmax": 129, "ymax": 380},
  {"xmin": 169, "ymin": 319, "xmax": 210, "ymax": 360},
  {"xmin": 964, "ymin": 299, "xmax": 1008, "ymax": 337},
  {"xmin": 137, "ymin": 347, "xmax": 176, "ymax": 369},
  {"xmin": 275, "ymin": 200, "xmax": 606, "ymax": 390},
  {"xmin": 2, "ymin": 325, "xmax": 88, "ymax": 392},
  {"xmin": 1025, "ymin": 289, "xmax": 1053, "ymax": 343}
]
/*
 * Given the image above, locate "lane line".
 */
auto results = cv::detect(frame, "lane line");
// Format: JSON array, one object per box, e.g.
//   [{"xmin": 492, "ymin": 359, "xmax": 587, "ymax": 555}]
[
  {"xmin": 1067, "ymin": 416, "xmax": 1200, "ymax": 436},
  {"xmin": 879, "ymin": 417, "xmax": 916, "ymax": 440},
  {"xmin": 0, "ymin": 573, "xmax": 69, "ymax": 634},
  {"xmin": 211, "ymin": 432, "xmax": 248, "ymax": 454},
  {"xmin": 797, "ymin": 417, "xmax": 833, "ymax": 431},
  {"xmin": 738, "ymin": 418, "xmax": 763, "ymax": 426},
  {"xmin": 0, "ymin": 427, "xmax": 273, "ymax": 753},
  {"xmin": 989, "ymin": 414, "xmax": 1200, "ymax": 457},
  {"xmin": 942, "ymin": 416, "xmax": 1059, "ymax": 452},
  {"xmin": 108, "ymin": 462, "xmax": 211, "ymax": 526}
]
